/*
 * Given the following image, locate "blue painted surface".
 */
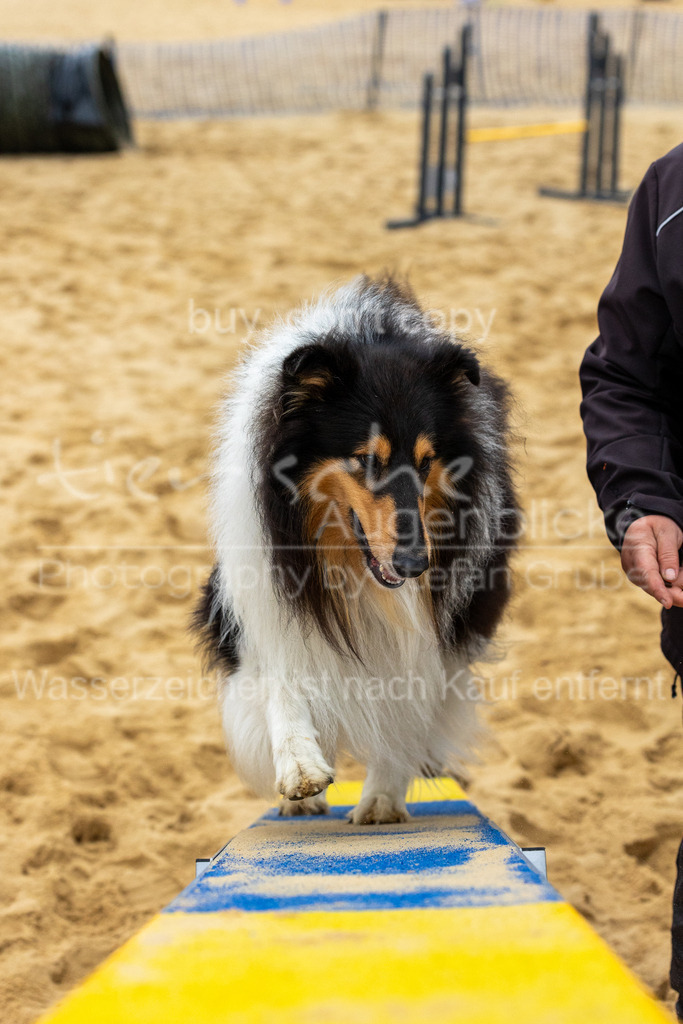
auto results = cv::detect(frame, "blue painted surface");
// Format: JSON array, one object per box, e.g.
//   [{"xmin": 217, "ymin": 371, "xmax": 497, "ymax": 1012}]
[
  {"xmin": 255, "ymin": 799, "xmax": 475, "ymax": 823},
  {"xmin": 166, "ymin": 799, "xmax": 561, "ymax": 914}
]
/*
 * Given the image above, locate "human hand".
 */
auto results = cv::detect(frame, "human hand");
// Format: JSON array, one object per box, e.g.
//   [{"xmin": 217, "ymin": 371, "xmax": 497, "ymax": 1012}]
[{"xmin": 621, "ymin": 515, "xmax": 683, "ymax": 609}]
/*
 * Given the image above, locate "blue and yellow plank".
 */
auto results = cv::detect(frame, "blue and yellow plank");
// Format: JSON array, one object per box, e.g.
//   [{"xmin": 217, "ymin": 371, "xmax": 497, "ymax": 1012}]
[{"xmin": 38, "ymin": 778, "xmax": 673, "ymax": 1023}]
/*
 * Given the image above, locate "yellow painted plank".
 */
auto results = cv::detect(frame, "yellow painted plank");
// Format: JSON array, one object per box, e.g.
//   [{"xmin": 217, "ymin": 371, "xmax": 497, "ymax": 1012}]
[
  {"xmin": 38, "ymin": 902, "xmax": 672, "ymax": 1024},
  {"xmin": 326, "ymin": 776, "xmax": 467, "ymax": 806},
  {"xmin": 468, "ymin": 120, "xmax": 586, "ymax": 143}
]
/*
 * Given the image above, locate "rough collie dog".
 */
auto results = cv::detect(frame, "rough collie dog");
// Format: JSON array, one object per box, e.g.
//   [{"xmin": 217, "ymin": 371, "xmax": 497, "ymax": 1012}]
[{"xmin": 195, "ymin": 276, "xmax": 518, "ymax": 824}]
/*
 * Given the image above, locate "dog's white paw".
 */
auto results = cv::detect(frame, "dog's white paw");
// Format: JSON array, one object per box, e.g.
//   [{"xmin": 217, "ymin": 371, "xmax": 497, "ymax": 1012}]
[
  {"xmin": 348, "ymin": 793, "xmax": 410, "ymax": 825},
  {"xmin": 279, "ymin": 794, "xmax": 329, "ymax": 816},
  {"xmin": 276, "ymin": 757, "xmax": 335, "ymax": 801}
]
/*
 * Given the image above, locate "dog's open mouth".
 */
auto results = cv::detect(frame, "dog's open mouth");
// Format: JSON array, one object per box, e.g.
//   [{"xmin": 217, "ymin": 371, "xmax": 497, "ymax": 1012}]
[{"xmin": 350, "ymin": 511, "xmax": 404, "ymax": 589}]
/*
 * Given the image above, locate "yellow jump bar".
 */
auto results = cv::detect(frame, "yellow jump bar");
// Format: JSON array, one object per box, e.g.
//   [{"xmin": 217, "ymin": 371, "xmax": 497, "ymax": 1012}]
[{"xmin": 468, "ymin": 120, "xmax": 587, "ymax": 143}]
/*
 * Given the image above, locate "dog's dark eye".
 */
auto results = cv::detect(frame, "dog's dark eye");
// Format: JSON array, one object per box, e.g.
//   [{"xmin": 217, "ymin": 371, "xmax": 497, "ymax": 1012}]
[
  {"xmin": 355, "ymin": 453, "xmax": 382, "ymax": 480},
  {"xmin": 419, "ymin": 456, "xmax": 433, "ymax": 475}
]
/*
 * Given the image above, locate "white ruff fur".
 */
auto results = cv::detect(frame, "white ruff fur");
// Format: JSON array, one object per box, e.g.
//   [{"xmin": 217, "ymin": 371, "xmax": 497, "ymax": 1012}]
[{"xmin": 210, "ymin": 280, "xmax": 491, "ymax": 824}]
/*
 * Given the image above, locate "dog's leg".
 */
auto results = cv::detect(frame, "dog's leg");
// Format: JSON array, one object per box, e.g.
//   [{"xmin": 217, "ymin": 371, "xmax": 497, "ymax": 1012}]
[
  {"xmin": 348, "ymin": 764, "xmax": 411, "ymax": 825},
  {"xmin": 267, "ymin": 691, "xmax": 335, "ymax": 802},
  {"xmin": 279, "ymin": 789, "xmax": 330, "ymax": 816}
]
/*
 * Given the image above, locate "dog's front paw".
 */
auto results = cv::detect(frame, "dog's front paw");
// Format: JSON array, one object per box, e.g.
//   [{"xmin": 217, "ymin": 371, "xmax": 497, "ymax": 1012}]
[
  {"xmin": 279, "ymin": 794, "xmax": 329, "ymax": 816},
  {"xmin": 348, "ymin": 793, "xmax": 410, "ymax": 825},
  {"xmin": 276, "ymin": 758, "xmax": 335, "ymax": 801}
]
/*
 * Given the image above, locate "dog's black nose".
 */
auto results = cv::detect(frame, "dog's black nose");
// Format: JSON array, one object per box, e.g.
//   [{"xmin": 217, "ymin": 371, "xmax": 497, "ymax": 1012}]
[{"xmin": 392, "ymin": 548, "xmax": 429, "ymax": 579}]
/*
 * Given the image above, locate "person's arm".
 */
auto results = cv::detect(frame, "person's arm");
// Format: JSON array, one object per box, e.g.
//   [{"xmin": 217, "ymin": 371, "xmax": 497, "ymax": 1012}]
[{"xmin": 580, "ymin": 159, "xmax": 683, "ymax": 606}]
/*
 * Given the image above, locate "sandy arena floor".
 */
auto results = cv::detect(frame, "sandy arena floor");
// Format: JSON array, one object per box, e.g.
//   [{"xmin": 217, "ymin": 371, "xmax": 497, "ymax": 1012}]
[{"xmin": 2, "ymin": 4, "xmax": 683, "ymax": 1022}]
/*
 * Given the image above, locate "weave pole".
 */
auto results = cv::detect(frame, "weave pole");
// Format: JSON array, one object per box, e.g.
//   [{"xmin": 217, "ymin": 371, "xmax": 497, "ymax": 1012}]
[
  {"xmin": 540, "ymin": 12, "xmax": 630, "ymax": 204},
  {"xmin": 388, "ymin": 24, "xmax": 471, "ymax": 228},
  {"xmin": 38, "ymin": 778, "xmax": 671, "ymax": 1024}
]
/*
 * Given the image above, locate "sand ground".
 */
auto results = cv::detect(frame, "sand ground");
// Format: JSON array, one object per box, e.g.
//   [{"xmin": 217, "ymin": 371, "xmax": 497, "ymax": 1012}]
[{"xmin": 2, "ymin": 4, "xmax": 683, "ymax": 1022}]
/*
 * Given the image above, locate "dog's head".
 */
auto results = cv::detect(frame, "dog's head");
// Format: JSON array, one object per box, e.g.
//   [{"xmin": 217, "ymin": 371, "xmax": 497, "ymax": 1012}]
[{"xmin": 269, "ymin": 335, "xmax": 481, "ymax": 595}]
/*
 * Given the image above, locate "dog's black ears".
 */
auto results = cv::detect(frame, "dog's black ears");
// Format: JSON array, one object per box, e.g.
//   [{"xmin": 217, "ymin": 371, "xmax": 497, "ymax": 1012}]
[
  {"xmin": 280, "ymin": 343, "xmax": 351, "ymax": 415},
  {"xmin": 430, "ymin": 342, "xmax": 480, "ymax": 387},
  {"xmin": 283, "ymin": 343, "xmax": 338, "ymax": 386}
]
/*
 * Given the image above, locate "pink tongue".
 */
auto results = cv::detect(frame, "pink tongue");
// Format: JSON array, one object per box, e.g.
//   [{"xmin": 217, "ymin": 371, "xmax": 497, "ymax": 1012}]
[{"xmin": 369, "ymin": 555, "xmax": 401, "ymax": 585}]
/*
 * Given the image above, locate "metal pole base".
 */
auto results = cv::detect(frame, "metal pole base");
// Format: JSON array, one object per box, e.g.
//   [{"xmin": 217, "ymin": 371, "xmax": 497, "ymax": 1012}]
[
  {"xmin": 386, "ymin": 212, "xmax": 465, "ymax": 230},
  {"xmin": 538, "ymin": 185, "xmax": 631, "ymax": 204},
  {"xmin": 386, "ymin": 211, "xmax": 498, "ymax": 230}
]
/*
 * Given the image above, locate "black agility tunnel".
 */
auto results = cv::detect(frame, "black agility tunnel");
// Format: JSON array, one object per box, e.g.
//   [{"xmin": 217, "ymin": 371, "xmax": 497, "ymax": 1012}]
[{"xmin": 0, "ymin": 43, "xmax": 134, "ymax": 153}]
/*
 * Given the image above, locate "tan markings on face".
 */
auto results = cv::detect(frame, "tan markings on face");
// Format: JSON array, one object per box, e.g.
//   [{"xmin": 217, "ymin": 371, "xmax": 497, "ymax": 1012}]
[
  {"xmin": 412, "ymin": 437, "xmax": 436, "ymax": 563},
  {"xmin": 301, "ymin": 459, "xmax": 363, "ymax": 577},
  {"xmin": 350, "ymin": 485, "xmax": 397, "ymax": 565},
  {"xmin": 416, "ymin": 496, "xmax": 432, "ymax": 564},
  {"xmin": 353, "ymin": 433, "xmax": 391, "ymax": 466},
  {"xmin": 422, "ymin": 457, "xmax": 450, "ymax": 555},
  {"xmin": 298, "ymin": 460, "xmax": 361, "ymax": 623},
  {"xmin": 414, "ymin": 434, "xmax": 436, "ymax": 467},
  {"xmin": 301, "ymin": 457, "xmax": 398, "ymax": 567}
]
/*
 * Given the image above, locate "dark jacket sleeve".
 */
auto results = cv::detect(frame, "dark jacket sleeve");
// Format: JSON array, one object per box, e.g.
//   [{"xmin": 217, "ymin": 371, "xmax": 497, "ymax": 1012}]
[{"xmin": 579, "ymin": 151, "xmax": 683, "ymax": 549}]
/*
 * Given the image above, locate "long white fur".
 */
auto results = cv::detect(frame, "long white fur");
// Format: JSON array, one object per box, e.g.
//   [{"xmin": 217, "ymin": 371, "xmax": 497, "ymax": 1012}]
[{"xmin": 210, "ymin": 279, "xmax": 494, "ymax": 823}]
